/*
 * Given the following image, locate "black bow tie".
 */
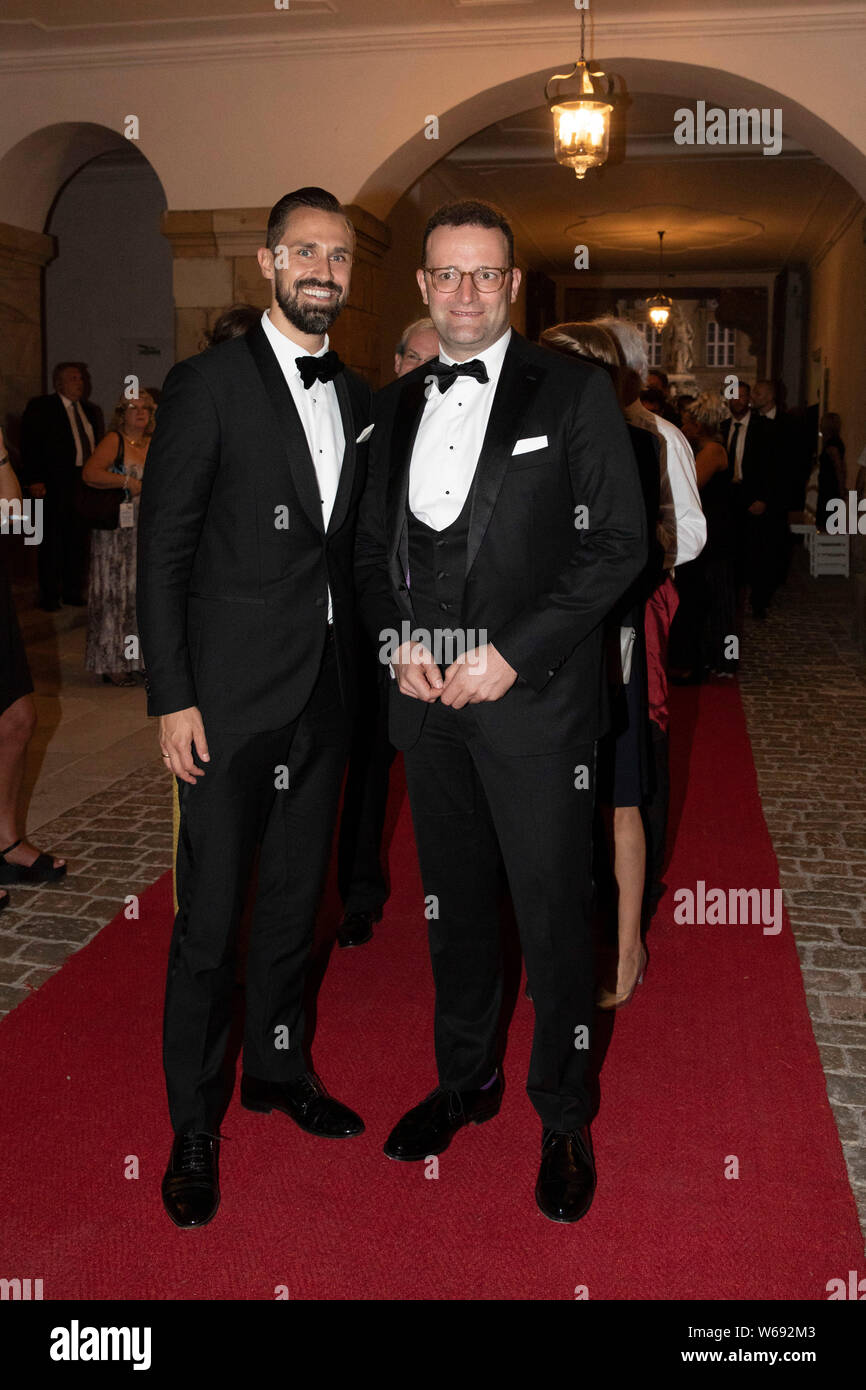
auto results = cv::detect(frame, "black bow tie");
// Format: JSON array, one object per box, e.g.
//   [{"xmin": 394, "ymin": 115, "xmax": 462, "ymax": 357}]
[
  {"xmin": 425, "ymin": 358, "xmax": 489, "ymax": 393},
  {"xmin": 296, "ymin": 350, "xmax": 344, "ymax": 390}
]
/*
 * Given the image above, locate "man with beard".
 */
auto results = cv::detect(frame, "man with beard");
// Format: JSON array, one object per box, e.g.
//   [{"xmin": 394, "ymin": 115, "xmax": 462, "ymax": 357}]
[{"xmin": 138, "ymin": 188, "xmax": 371, "ymax": 1228}]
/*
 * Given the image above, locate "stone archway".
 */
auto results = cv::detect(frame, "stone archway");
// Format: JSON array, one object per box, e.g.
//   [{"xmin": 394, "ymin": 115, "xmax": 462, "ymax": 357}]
[
  {"xmin": 0, "ymin": 122, "xmax": 166, "ymax": 431},
  {"xmin": 353, "ymin": 57, "xmax": 866, "ymax": 222}
]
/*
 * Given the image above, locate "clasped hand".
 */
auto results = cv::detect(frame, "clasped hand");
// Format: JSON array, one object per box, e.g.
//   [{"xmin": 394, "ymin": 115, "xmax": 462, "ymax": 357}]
[{"xmin": 392, "ymin": 640, "xmax": 517, "ymax": 710}]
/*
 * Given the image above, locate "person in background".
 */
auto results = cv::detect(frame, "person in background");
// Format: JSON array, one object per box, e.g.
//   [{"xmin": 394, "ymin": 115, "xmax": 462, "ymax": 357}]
[
  {"xmin": 336, "ymin": 318, "xmax": 439, "ymax": 948},
  {"xmin": 207, "ymin": 303, "xmax": 263, "ymax": 347},
  {"xmin": 720, "ymin": 382, "xmax": 778, "ymax": 619},
  {"xmin": 0, "ymin": 426, "xmax": 67, "ymax": 897},
  {"xmin": 816, "ymin": 413, "xmax": 846, "ymax": 531},
  {"xmin": 393, "ymin": 317, "xmax": 439, "ymax": 378},
  {"xmin": 540, "ymin": 321, "xmax": 664, "ymax": 1010},
  {"xmin": 593, "ymin": 315, "xmax": 706, "ymax": 916},
  {"xmin": 20, "ymin": 362, "xmax": 102, "ymax": 612},
  {"xmin": 640, "ymin": 387, "xmax": 667, "ymax": 417},
  {"xmin": 82, "ymin": 391, "xmax": 155, "ymax": 686},
  {"xmin": 647, "ymin": 368, "xmax": 681, "ymax": 428},
  {"xmin": 680, "ymin": 393, "xmax": 737, "ymax": 677}
]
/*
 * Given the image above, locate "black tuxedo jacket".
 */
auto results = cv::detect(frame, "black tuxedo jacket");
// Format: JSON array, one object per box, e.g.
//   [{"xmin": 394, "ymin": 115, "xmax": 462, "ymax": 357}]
[
  {"xmin": 136, "ymin": 325, "xmax": 372, "ymax": 733},
  {"xmin": 20, "ymin": 393, "xmax": 102, "ymax": 489},
  {"xmin": 355, "ymin": 331, "xmax": 647, "ymax": 756},
  {"xmin": 721, "ymin": 412, "xmax": 778, "ymax": 509}
]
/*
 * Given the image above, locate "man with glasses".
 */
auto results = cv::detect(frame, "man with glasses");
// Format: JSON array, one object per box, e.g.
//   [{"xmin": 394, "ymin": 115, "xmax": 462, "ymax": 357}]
[{"xmin": 356, "ymin": 200, "xmax": 646, "ymax": 1222}]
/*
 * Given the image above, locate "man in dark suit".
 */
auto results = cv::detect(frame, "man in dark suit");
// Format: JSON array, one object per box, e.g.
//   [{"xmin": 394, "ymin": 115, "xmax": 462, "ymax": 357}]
[
  {"xmin": 137, "ymin": 187, "xmax": 371, "ymax": 1228},
  {"xmin": 355, "ymin": 201, "xmax": 646, "ymax": 1222},
  {"xmin": 20, "ymin": 362, "xmax": 101, "ymax": 610},
  {"xmin": 721, "ymin": 382, "xmax": 779, "ymax": 617}
]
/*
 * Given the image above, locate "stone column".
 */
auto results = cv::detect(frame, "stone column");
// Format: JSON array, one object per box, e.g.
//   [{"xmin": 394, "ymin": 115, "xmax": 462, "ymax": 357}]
[
  {"xmin": 161, "ymin": 204, "xmax": 390, "ymax": 387},
  {"xmin": 0, "ymin": 221, "xmax": 56, "ymax": 440}
]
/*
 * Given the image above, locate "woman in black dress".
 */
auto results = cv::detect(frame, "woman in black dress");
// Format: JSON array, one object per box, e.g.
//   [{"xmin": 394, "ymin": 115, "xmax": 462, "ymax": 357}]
[{"xmin": 0, "ymin": 428, "xmax": 67, "ymax": 905}]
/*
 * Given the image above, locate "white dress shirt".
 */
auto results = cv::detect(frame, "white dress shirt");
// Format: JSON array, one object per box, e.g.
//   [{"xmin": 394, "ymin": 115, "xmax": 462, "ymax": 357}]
[
  {"xmin": 409, "ymin": 328, "xmax": 511, "ymax": 531},
  {"xmin": 59, "ymin": 393, "xmax": 95, "ymax": 467},
  {"xmin": 625, "ymin": 400, "xmax": 706, "ymax": 569},
  {"xmin": 261, "ymin": 309, "xmax": 345, "ymax": 620}
]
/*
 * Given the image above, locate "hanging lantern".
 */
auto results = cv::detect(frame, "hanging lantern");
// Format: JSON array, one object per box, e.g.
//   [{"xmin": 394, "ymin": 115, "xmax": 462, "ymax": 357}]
[
  {"xmin": 546, "ymin": 10, "xmax": 614, "ymax": 180},
  {"xmin": 646, "ymin": 230, "xmax": 672, "ymax": 329}
]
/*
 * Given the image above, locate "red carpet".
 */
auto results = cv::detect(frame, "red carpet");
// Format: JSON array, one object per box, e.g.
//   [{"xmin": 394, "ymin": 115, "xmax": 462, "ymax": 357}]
[{"xmin": 0, "ymin": 683, "xmax": 861, "ymax": 1299}]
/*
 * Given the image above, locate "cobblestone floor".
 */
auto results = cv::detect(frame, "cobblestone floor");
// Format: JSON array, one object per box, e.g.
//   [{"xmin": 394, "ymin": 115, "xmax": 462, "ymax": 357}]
[
  {"xmin": 738, "ymin": 546, "xmax": 866, "ymax": 1248},
  {"xmin": 1, "ymin": 545, "xmax": 864, "ymax": 1246},
  {"xmin": 0, "ymin": 763, "xmax": 171, "ymax": 1010}
]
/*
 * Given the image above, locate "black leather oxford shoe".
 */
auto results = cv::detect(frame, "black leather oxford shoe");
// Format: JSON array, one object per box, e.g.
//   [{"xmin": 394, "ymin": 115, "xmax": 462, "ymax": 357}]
[
  {"xmin": 161, "ymin": 1131, "xmax": 220, "ymax": 1229},
  {"xmin": 535, "ymin": 1126, "xmax": 596, "ymax": 1224},
  {"xmin": 384, "ymin": 1073, "xmax": 503, "ymax": 1161},
  {"xmin": 337, "ymin": 909, "xmax": 378, "ymax": 948},
  {"xmin": 241, "ymin": 1071, "xmax": 364, "ymax": 1138}
]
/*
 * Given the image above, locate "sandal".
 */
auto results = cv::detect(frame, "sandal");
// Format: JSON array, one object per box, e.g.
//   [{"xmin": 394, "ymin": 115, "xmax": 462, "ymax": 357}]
[{"xmin": 0, "ymin": 839, "xmax": 67, "ymax": 885}]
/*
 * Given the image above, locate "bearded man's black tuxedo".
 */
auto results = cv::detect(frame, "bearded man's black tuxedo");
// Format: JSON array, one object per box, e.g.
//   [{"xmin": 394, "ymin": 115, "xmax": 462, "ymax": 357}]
[
  {"xmin": 137, "ymin": 323, "xmax": 371, "ymax": 1133},
  {"xmin": 355, "ymin": 330, "xmax": 646, "ymax": 1131}
]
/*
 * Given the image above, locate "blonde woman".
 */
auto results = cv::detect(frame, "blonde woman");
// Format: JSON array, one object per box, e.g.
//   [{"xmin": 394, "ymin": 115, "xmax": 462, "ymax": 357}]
[{"xmin": 82, "ymin": 391, "xmax": 155, "ymax": 685}]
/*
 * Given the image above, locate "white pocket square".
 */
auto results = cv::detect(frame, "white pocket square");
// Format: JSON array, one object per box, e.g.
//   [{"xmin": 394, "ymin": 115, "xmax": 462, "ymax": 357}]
[
  {"xmin": 356, "ymin": 424, "xmax": 374, "ymax": 444},
  {"xmin": 512, "ymin": 435, "xmax": 548, "ymax": 456}
]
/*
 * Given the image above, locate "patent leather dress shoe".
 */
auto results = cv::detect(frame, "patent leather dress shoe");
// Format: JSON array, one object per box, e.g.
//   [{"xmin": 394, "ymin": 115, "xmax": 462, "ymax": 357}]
[
  {"xmin": 384, "ymin": 1073, "xmax": 503, "ymax": 1160},
  {"xmin": 161, "ymin": 1131, "xmax": 220, "ymax": 1229},
  {"xmin": 535, "ymin": 1126, "xmax": 596, "ymax": 1224},
  {"xmin": 241, "ymin": 1071, "xmax": 364, "ymax": 1138},
  {"xmin": 337, "ymin": 908, "xmax": 378, "ymax": 948}
]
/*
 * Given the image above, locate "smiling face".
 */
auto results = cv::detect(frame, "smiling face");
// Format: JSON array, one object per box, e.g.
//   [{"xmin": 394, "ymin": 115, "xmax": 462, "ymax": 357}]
[
  {"xmin": 258, "ymin": 206, "xmax": 353, "ymax": 341},
  {"xmin": 417, "ymin": 224, "xmax": 520, "ymax": 361}
]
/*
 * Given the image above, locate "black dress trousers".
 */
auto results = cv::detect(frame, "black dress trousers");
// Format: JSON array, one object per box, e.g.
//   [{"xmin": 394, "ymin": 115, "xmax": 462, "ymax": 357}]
[
  {"xmin": 403, "ymin": 697, "xmax": 597, "ymax": 1134},
  {"xmin": 164, "ymin": 633, "xmax": 348, "ymax": 1134}
]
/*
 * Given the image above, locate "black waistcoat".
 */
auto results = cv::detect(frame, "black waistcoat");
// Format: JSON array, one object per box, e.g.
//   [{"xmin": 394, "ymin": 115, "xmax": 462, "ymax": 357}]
[{"xmin": 406, "ymin": 484, "xmax": 474, "ymax": 649}]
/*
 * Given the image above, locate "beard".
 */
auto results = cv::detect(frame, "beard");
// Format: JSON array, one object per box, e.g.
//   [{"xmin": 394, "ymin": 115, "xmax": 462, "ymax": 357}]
[{"xmin": 275, "ymin": 275, "xmax": 345, "ymax": 335}]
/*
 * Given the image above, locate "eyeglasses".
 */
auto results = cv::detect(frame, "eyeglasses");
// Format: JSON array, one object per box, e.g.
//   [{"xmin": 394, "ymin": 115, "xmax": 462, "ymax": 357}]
[{"xmin": 423, "ymin": 266, "xmax": 512, "ymax": 293}]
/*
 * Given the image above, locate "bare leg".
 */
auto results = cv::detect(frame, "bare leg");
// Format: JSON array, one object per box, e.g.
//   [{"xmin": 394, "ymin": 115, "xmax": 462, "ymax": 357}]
[
  {"xmin": 604, "ymin": 804, "xmax": 646, "ymax": 995},
  {"xmin": 0, "ymin": 694, "xmax": 65, "ymax": 870}
]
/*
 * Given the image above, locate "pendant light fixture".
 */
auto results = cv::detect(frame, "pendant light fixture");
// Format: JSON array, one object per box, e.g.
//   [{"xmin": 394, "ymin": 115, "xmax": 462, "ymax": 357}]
[
  {"xmin": 546, "ymin": 7, "xmax": 615, "ymax": 180},
  {"xmin": 647, "ymin": 230, "xmax": 672, "ymax": 329}
]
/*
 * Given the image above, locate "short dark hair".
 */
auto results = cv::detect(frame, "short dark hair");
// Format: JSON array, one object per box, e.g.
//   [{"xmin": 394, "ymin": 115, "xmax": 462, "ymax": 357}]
[
  {"xmin": 52, "ymin": 361, "xmax": 87, "ymax": 389},
  {"xmin": 207, "ymin": 303, "xmax": 262, "ymax": 345},
  {"xmin": 648, "ymin": 368, "xmax": 669, "ymax": 391},
  {"xmin": 421, "ymin": 200, "xmax": 514, "ymax": 268},
  {"xmin": 266, "ymin": 187, "xmax": 353, "ymax": 252}
]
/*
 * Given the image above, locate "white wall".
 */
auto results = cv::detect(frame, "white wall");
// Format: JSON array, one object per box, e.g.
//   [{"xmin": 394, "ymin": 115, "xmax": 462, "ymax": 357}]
[{"xmin": 44, "ymin": 150, "xmax": 173, "ymax": 423}]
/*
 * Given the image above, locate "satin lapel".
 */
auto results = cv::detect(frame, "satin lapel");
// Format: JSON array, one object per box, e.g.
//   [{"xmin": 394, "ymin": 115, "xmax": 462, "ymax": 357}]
[
  {"xmin": 465, "ymin": 338, "xmax": 546, "ymax": 576},
  {"xmin": 244, "ymin": 324, "xmax": 324, "ymax": 534},
  {"xmin": 388, "ymin": 374, "xmax": 429, "ymax": 571},
  {"xmin": 327, "ymin": 371, "xmax": 357, "ymax": 536}
]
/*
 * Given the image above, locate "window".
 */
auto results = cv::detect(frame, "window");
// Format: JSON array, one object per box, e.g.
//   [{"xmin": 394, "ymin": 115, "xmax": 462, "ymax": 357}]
[
  {"xmin": 633, "ymin": 320, "xmax": 663, "ymax": 367},
  {"xmin": 706, "ymin": 321, "xmax": 736, "ymax": 368}
]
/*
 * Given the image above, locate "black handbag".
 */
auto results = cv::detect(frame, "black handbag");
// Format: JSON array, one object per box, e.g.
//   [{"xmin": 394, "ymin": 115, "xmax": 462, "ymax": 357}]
[{"xmin": 74, "ymin": 432, "xmax": 128, "ymax": 530}]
